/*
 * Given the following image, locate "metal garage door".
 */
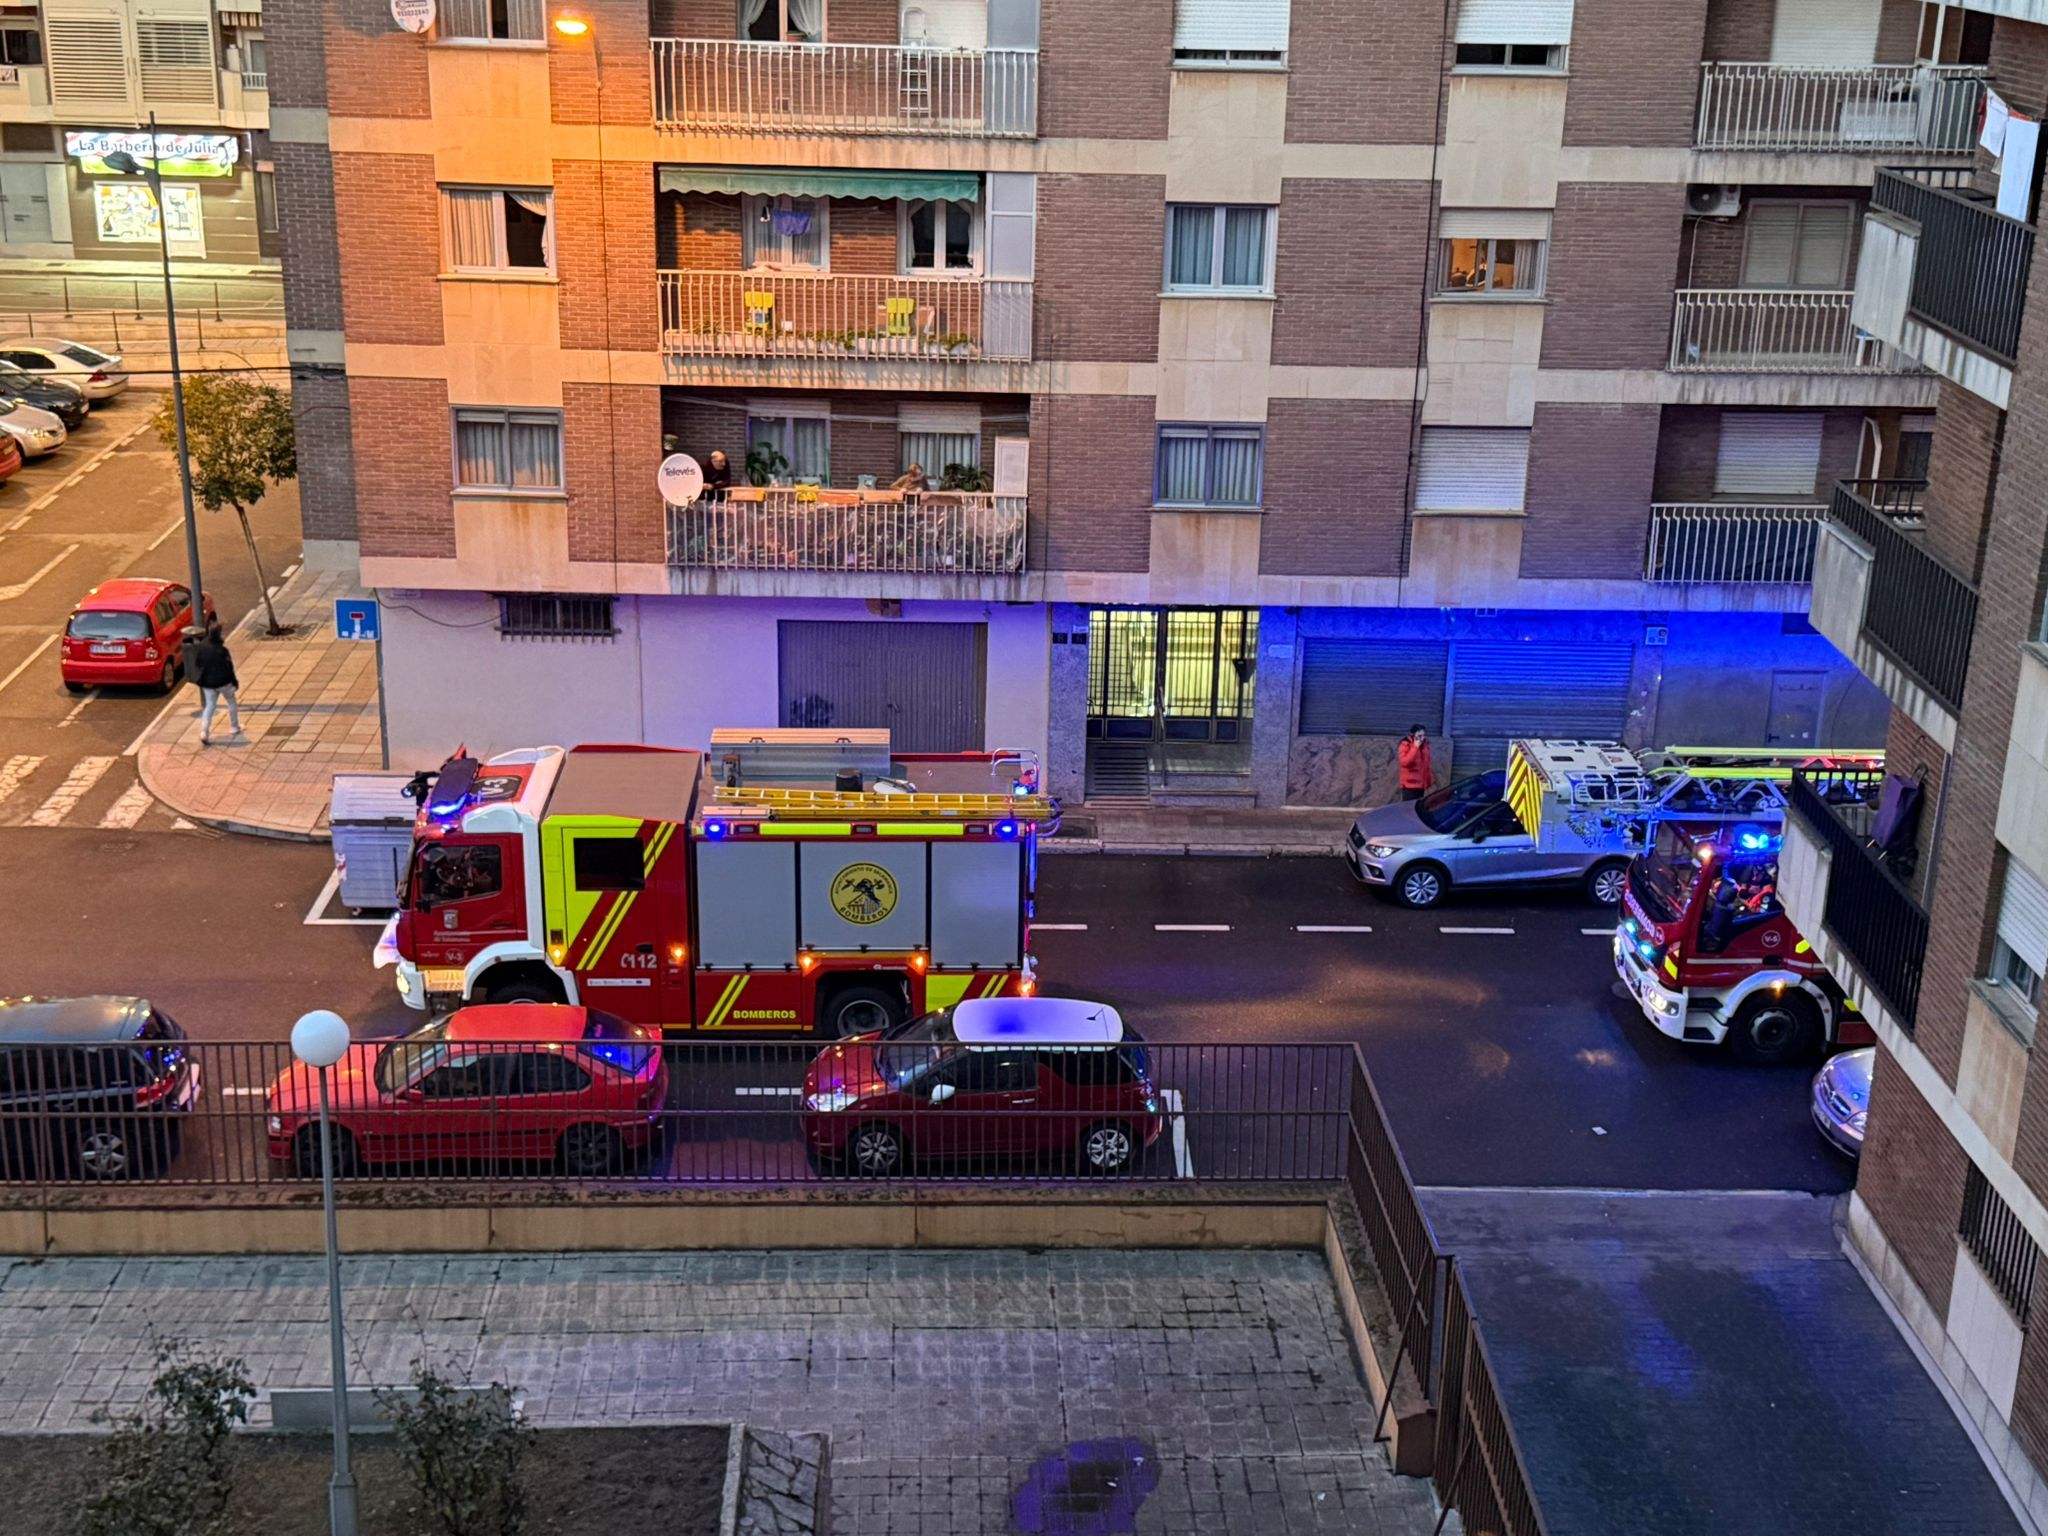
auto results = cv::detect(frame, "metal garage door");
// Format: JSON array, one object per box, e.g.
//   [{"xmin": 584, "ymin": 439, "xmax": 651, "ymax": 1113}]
[
  {"xmin": 1296, "ymin": 640, "xmax": 1450, "ymax": 735},
  {"xmin": 1448, "ymin": 643, "xmax": 1635, "ymax": 770},
  {"xmin": 778, "ymin": 620, "xmax": 987, "ymax": 753}
]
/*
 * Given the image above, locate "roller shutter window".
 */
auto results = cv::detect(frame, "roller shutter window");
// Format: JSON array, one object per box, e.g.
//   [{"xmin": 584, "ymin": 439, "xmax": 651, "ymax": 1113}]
[
  {"xmin": 1455, "ymin": 0, "xmax": 1575, "ymax": 45},
  {"xmin": 1993, "ymin": 853, "xmax": 2048, "ymax": 1020},
  {"xmin": 1297, "ymin": 640, "xmax": 1450, "ymax": 736},
  {"xmin": 1415, "ymin": 427, "xmax": 1530, "ymax": 512},
  {"xmin": 1770, "ymin": 0, "xmax": 1881, "ymax": 67},
  {"xmin": 136, "ymin": 16, "xmax": 218, "ymax": 107},
  {"xmin": 1447, "ymin": 642, "xmax": 1633, "ymax": 770},
  {"xmin": 43, "ymin": 10, "xmax": 129, "ymax": 110},
  {"xmin": 1173, "ymin": 0, "xmax": 1289, "ymax": 65},
  {"xmin": 779, "ymin": 619, "xmax": 987, "ymax": 753},
  {"xmin": 1714, "ymin": 412, "xmax": 1824, "ymax": 496},
  {"xmin": 1741, "ymin": 203, "xmax": 1852, "ymax": 289}
]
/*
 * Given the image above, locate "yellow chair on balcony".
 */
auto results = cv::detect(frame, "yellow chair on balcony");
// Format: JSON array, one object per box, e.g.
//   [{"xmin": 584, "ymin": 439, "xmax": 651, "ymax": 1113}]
[
  {"xmin": 884, "ymin": 296, "xmax": 915, "ymax": 337},
  {"xmin": 744, "ymin": 291, "xmax": 776, "ymax": 337}
]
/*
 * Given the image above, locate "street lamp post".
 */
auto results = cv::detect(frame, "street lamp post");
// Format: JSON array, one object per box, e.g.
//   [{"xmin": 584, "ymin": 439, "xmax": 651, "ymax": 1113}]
[
  {"xmin": 103, "ymin": 113, "xmax": 205, "ymax": 650},
  {"xmin": 290, "ymin": 1009, "xmax": 359, "ymax": 1536}
]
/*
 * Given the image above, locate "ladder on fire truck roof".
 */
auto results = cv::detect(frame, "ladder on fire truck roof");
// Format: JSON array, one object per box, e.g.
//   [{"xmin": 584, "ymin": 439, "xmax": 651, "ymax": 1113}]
[
  {"xmin": 705, "ymin": 784, "xmax": 1061, "ymax": 823},
  {"xmin": 1641, "ymin": 745, "xmax": 1886, "ymax": 780}
]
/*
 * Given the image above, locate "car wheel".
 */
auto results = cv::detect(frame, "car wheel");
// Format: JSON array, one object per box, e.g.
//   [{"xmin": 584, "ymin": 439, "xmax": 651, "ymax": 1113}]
[
  {"xmin": 1727, "ymin": 991, "xmax": 1823, "ymax": 1066},
  {"xmin": 1396, "ymin": 863, "xmax": 1449, "ymax": 909},
  {"xmin": 291, "ymin": 1122, "xmax": 361, "ymax": 1180},
  {"xmin": 557, "ymin": 1123, "xmax": 625, "ymax": 1177},
  {"xmin": 72, "ymin": 1123, "xmax": 135, "ymax": 1180},
  {"xmin": 821, "ymin": 983, "xmax": 905, "ymax": 1039},
  {"xmin": 63, "ymin": 681, "xmax": 86, "ymax": 695},
  {"xmin": 1585, "ymin": 859, "xmax": 1630, "ymax": 907},
  {"xmin": 847, "ymin": 1122, "xmax": 905, "ymax": 1177},
  {"xmin": 1079, "ymin": 1121, "xmax": 1136, "ymax": 1175},
  {"xmin": 157, "ymin": 658, "xmax": 178, "ymax": 693}
]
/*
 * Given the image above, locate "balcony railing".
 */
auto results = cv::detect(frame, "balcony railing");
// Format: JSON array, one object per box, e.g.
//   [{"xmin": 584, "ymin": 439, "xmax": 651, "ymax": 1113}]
[
  {"xmin": 1831, "ymin": 478, "xmax": 1977, "ymax": 712},
  {"xmin": 659, "ymin": 271, "xmax": 1032, "ymax": 363},
  {"xmin": 240, "ymin": 69, "xmax": 267, "ymax": 92},
  {"xmin": 1669, "ymin": 288, "xmax": 1918, "ymax": 373},
  {"xmin": 1695, "ymin": 63, "xmax": 1986, "ymax": 152},
  {"xmin": 1872, "ymin": 167, "xmax": 2035, "ymax": 366},
  {"xmin": 667, "ymin": 489, "xmax": 1026, "ymax": 575},
  {"xmin": 1646, "ymin": 503, "xmax": 1828, "ymax": 583},
  {"xmin": 650, "ymin": 39, "xmax": 1037, "ymax": 137},
  {"xmin": 1789, "ymin": 768, "xmax": 1929, "ymax": 1028}
]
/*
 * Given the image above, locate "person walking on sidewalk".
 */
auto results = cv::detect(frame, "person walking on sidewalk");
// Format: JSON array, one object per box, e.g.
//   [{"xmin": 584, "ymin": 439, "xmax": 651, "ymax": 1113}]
[
  {"xmin": 189, "ymin": 623, "xmax": 242, "ymax": 746},
  {"xmin": 1397, "ymin": 724, "xmax": 1433, "ymax": 802}
]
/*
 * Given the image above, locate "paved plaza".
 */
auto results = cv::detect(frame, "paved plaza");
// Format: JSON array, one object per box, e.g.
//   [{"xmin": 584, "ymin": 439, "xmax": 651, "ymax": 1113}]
[{"xmin": 0, "ymin": 1247, "xmax": 1441, "ymax": 1535}]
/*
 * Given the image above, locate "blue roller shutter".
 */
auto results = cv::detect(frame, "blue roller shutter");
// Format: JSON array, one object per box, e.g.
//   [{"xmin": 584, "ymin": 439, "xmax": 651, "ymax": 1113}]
[
  {"xmin": 1448, "ymin": 642, "xmax": 1634, "ymax": 769},
  {"xmin": 1297, "ymin": 639, "xmax": 1449, "ymax": 736}
]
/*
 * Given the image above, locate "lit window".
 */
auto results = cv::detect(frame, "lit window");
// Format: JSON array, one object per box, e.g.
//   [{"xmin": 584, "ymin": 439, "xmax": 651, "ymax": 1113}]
[{"xmin": 1438, "ymin": 236, "xmax": 1546, "ymax": 297}]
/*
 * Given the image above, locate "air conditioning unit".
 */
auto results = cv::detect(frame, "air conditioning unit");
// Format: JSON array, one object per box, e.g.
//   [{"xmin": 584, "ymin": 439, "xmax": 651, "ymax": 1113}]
[{"xmin": 1687, "ymin": 184, "xmax": 1742, "ymax": 218}]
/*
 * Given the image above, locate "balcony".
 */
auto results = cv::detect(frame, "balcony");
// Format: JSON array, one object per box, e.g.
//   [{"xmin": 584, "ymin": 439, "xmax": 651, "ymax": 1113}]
[
  {"xmin": 658, "ymin": 270, "xmax": 1032, "ymax": 366},
  {"xmin": 1786, "ymin": 768, "xmax": 1929, "ymax": 1030},
  {"xmin": 666, "ymin": 488, "xmax": 1026, "ymax": 576},
  {"xmin": 1669, "ymin": 288, "xmax": 1919, "ymax": 374},
  {"xmin": 1695, "ymin": 63, "xmax": 1986, "ymax": 154},
  {"xmin": 1645, "ymin": 503, "xmax": 1827, "ymax": 584},
  {"xmin": 1828, "ymin": 479, "xmax": 1977, "ymax": 714},
  {"xmin": 650, "ymin": 39, "xmax": 1036, "ymax": 137}
]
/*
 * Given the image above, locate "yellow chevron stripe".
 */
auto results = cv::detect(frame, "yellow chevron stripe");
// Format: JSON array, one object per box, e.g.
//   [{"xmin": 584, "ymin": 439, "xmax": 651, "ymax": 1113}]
[
  {"xmin": 577, "ymin": 891, "xmax": 628, "ymax": 970},
  {"xmin": 706, "ymin": 975, "xmax": 748, "ymax": 1028},
  {"xmin": 577, "ymin": 825, "xmax": 675, "ymax": 972},
  {"xmin": 981, "ymin": 973, "xmax": 1007, "ymax": 998}
]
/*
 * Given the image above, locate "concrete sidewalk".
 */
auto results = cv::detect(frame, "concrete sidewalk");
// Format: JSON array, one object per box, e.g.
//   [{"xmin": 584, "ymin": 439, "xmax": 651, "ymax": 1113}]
[
  {"xmin": 1050, "ymin": 804, "xmax": 1360, "ymax": 857},
  {"xmin": 135, "ymin": 564, "xmax": 383, "ymax": 840}
]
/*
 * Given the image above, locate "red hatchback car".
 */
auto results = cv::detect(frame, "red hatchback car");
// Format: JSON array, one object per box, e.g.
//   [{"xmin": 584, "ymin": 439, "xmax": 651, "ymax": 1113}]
[
  {"xmin": 60, "ymin": 578, "xmax": 216, "ymax": 693},
  {"xmin": 802, "ymin": 997, "xmax": 1164, "ymax": 1177},
  {"xmin": 0, "ymin": 434, "xmax": 21, "ymax": 486},
  {"xmin": 265, "ymin": 1004, "xmax": 668, "ymax": 1177}
]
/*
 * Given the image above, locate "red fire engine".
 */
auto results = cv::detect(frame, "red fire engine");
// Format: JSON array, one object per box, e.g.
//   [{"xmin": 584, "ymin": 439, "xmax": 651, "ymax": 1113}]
[
  {"xmin": 379, "ymin": 730, "xmax": 1058, "ymax": 1037},
  {"xmin": 1614, "ymin": 817, "xmax": 1875, "ymax": 1064}
]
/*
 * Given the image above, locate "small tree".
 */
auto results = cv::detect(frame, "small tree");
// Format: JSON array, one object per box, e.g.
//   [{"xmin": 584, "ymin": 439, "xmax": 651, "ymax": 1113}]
[
  {"xmin": 151, "ymin": 375, "xmax": 297, "ymax": 635},
  {"xmin": 383, "ymin": 1360, "xmax": 531, "ymax": 1536},
  {"xmin": 80, "ymin": 1340, "xmax": 255, "ymax": 1536}
]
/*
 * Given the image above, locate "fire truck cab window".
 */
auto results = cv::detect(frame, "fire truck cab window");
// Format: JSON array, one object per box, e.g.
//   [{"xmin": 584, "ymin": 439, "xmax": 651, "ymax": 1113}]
[
  {"xmin": 573, "ymin": 837, "xmax": 645, "ymax": 892},
  {"xmin": 418, "ymin": 845, "xmax": 502, "ymax": 906}
]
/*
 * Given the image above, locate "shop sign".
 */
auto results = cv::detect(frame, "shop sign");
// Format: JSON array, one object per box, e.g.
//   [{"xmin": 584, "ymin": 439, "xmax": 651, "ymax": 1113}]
[{"xmin": 66, "ymin": 130, "xmax": 241, "ymax": 178}]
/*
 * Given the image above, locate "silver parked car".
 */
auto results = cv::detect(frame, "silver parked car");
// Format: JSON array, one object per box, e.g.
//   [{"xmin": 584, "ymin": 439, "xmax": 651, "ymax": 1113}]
[
  {"xmin": 1811, "ymin": 1047, "xmax": 1873, "ymax": 1158},
  {"xmin": 0, "ymin": 337, "xmax": 129, "ymax": 399},
  {"xmin": 0, "ymin": 396, "xmax": 66, "ymax": 457}
]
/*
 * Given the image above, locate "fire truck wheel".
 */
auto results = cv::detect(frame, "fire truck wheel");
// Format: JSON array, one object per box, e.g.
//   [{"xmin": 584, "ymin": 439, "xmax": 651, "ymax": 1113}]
[
  {"xmin": 1395, "ymin": 863, "xmax": 1449, "ymax": 909},
  {"xmin": 482, "ymin": 976, "xmax": 561, "ymax": 1006},
  {"xmin": 821, "ymin": 983, "xmax": 905, "ymax": 1039},
  {"xmin": 557, "ymin": 1124, "xmax": 625, "ymax": 1177},
  {"xmin": 1727, "ymin": 991, "xmax": 1823, "ymax": 1065},
  {"xmin": 291, "ymin": 1123, "xmax": 361, "ymax": 1180},
  {"xmin": 848, "ymin": 1122, "xmax": 906, "ymax": 1177},
  {"xmin": 1585, "ymin": 860, "xmax": 1630, "ymax": 906}
]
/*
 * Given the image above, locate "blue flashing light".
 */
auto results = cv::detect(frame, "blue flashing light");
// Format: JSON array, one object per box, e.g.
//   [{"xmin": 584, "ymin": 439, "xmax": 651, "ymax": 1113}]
[
  {"xmin": 427, "ymin": 794, "xmax": 466, "ymax": 820},
  {"xmin": 1732, "ymin": 825, "xmax": 1782, "ymax": 853},
  {"xmin": 996, "ymin": 820, "xmax": 1019, "ymax": 841},
  {"xmin": 1637, "ymin": 941, "xmax": 1656, "ymax": 959},
  {"xmin": 704, "ymin": 819, "xmax": 727, "ymax": 839},
  {"xmin": 1623, "ymin": 918, "xmax": 1638, "ymax": 937}
]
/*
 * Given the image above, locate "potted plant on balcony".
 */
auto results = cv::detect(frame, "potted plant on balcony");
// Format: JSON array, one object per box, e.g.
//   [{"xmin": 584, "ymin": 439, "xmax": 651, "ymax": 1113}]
[
  {"xmin": 746, "ymin": 441, "xmax": 790, "ymax": 487},
  {"xmin": 939, "ymin": 463, "xmax": 990, "ymax": 492}
]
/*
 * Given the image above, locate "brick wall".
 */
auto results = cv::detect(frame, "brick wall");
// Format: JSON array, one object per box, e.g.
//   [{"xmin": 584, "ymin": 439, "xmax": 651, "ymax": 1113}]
[
  {"xmin": 324, "ymin": 0, "xmax": 430, "ymax": 120},
  {"xmin": 649, "ymin": 0, "xmax": 726, "ymax": 34},
  {"xmin": 1028, "ymin": 394, "xmax": 1154, "ymax": 573},
  {"xmin": 658, "ymin": 192, "xmax": 743, "ymax": 269},
  {"xmin": 1541, "ymin": 184, "xmax": 1686, "ymax": 368},
  {"xmin": 1038, "ymin": 0, "xmax": 1169, "ymax": 140},
  {"xmin": 351, "ymin": 376, "xmax": 455, "ymax": 559},
  {"xmin": 1271, "ymin": 180, "xmax": 1431, "ymax": 368},
  {"xmin": 1522, "ymin": 404, "xmax": 1660, "ymax": 578},
  {"xmin": 1259, "ymin": 400, "xmax": 1410, "ymax": 576},
  {"xmin": 1676, "ymin": 190, "xmax": 1871, "ymax": 290},
  {"xmin": 547, "ymin": 0, "xmax": 653, "ymax": 127},
  {"xmin": 1033, "ymin": 175, "xmax": 1164, "ymax": 363},
  {"xmin": 1563, "ymin": 0, "xmax": 1709, "ymax": 147},
  {"xmin": 1857, "ymin": 1046, "xmax": 1968, "ymax": 1315},
  {"xmin": 1650, "ymin": 406, "xmax": 1866, "ymax": 500},
  {"xmin": 267, "ymin": 0, "xmax": 327, "ymax": 110},
  {"xmin": 1701, "ymin": 0, "xmax": 1772, "ymax": 62},
  {"xmin": 291, "ymin": 366, "xmax": 359, "ymax": 543},
  {"xmin": 1285, "ymin": 0, "xmax": 1446, "ymax": 144},
  {"xmin": 2017, "ymin": 1332, "xmax": 2048, "ymax": 1472},
  {"xmin": 333, "ymin": 152, "xmax": 443, "ymax": 347},
  {"xmin": 823, "ymin": 0, "xmax": 898, "ymax": 45},
  {"xmin": 564, "ymin": 383, "xmax": 664, "ymax": 565},
  {"xmin": 826, "ymin": 200, "xmax": 899, "ymax": 275},
  {"xmin": 554, "ymin": 159, "xmax": 659, "ymax": 353},
  {"xmin": 1925, "ymin": 377, "xmax": 2004, "ymax": 583},
  {"xmin": 1977, "ymin": 17, "xmax": 2048, "ymax": 196},
  {"xmin": 277, "ymin": 143, "xmax": 342, "ymax": 334}
]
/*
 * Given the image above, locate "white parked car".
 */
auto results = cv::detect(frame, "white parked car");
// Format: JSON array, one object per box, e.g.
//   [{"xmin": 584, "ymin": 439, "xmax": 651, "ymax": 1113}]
[
  {"xmin": 0, "ymin": 397, "xmax": 66, "ymax": 457},
  {"xmin": 0, "ymin": 338, "xmax": 128, "ymax": 399}
]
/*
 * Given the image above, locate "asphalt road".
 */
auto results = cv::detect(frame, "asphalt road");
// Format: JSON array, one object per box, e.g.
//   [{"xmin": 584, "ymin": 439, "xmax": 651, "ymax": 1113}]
[{"xmin": 0, "ymin": 390, "xmax": 302, "ymax": 832}]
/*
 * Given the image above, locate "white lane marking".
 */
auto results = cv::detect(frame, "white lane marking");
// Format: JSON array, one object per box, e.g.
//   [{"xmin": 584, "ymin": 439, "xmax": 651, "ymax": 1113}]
[
  {"xmin": 1164, "ymin": 1088, "xmax": 1192, "ymax": 1179},
  {"xmin": 0, "ymin": 754, "xmax": 44, "ymax": 809},
  {"xmin": 1296, "ymin": 924, "xmax": 1373, "ymax": 934},
  {"xmin": 301, "ymin": 864, "xmax": 390, "ymax": 926},
  {"xmin": 279, "ymin": 562, "xmax": 300, "ymax": 582},
  {"xmin": 221, "ymin": 1087, "xmax": 268, "ymax": 1098},
  {"xmin": 122, "ymin": 681, "xmax": 191, "ymax": 756},
  {"xmin": 1440, "ymin": 926, "xmax": 1515, "ymax": 935},
  {"xmin": 1155, "ymin": 923, "xmax": 1230, "ymax": 932},
  {"xmin": 171, "ymin": 817, "xmax": 196, "ymax": 830},
  {"xmin": 1033, "ymin": 922, "xmax": 1089, "ymax": 931},
  {"xmin": 734, "ymin": 1086, "xmax": 802, "ymax": 1098},
  {"xmin": 0, "ymin": 543, "xmax": 78, "ymax": 601},
  {"xmin": 0, "ymin": 634, "xmax": 56, "ymax": 695},
  {"xmin": 56, "ymin": 687, "xmax": 98, "ymax": 726},
  {"xmin": 26, "ymin": 755, "xmax": 114, "ymax": 825},
  {"xmin": 145, "ymin": 518, "xmax": 181, "ymax": 552},
  {"xmin": 97, "ymin": 782, "xmax": 154, "ymax": 828},
  {"xmin": 2, "ymin": 513, "xmax": 25, "ymax": 531},
  {"xmin": 1582, "ymin": 926, "xmax": 1615, "ymax": 936}
]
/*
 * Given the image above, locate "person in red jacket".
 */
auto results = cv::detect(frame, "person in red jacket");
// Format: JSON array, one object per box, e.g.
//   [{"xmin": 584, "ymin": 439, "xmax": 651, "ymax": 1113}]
[{"xmin": 1397, "ymin": 724, "xmax": 1433, "ymax": 802}]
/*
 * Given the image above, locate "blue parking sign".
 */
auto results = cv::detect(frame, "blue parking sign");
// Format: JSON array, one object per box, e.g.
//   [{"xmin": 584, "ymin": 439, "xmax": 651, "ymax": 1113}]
[{"xmin": 334, "ymin": 598, "xmax": 381, "ymax": 642}]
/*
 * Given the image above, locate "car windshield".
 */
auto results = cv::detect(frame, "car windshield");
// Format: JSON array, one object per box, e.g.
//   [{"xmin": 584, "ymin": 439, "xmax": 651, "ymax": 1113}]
[
  {"xmin": 580, "ymin": 1009, "xmax": 655, "ymax": 1075},
  {"xmin": 1414, "ymin": 770, "xmax": 1508, "ymax": 833},
  {"xmin": 1636, "ymin": 822, "xmax": 1707, "ymax": 923},
  {"xmin": 874, "ymin": 1013, "xmax": 951, "ymax": 1086},
  {"xmin": 67, "ymin": 609, "xmax": 148, "ymax": 640},
  {"xmin": 372, "ymin": 1017, "xmax": 455, "ymax": 1095},
  {"xmin": 58, "ymin": 344, "xmax": 106, "ymax": 367}
]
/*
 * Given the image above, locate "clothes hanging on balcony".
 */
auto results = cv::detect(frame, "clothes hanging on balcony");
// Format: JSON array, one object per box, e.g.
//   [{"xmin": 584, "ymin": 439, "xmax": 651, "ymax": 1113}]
[
  {"xmin": 1982, "ymin": 88, "xmax": 2011, "ymax": 154},
  {"xmin": 770, "ymin": 209, "xmax": 813, "ymax": 237},
  {"xmin": 2000, "ymin": 116, "xmax": 2041, "ymax": 222}
]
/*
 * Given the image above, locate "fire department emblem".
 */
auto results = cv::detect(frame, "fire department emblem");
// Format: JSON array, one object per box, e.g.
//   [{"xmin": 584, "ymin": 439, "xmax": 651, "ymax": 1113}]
[{"xmin": 830, "ymin": 862, "xmax": 899, "ymax": 925}]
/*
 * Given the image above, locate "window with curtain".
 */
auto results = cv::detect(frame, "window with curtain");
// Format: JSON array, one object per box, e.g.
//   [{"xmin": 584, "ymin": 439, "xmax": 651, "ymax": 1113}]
[
  {"xmin": 1155, "ymin": 425, "xmax": 1264, "ymax": 508},
  {"xmin": 1438, "ymin": 236, "xmax": 1545, "ymax": 295},
  {"xmin": 1165, "ymin": 205, "xmax": 1272, "ymax": 293},
  {"xmin": 453, "ymin": 408, "xmax": 563, "ymax": 492},
  {"xmin": 742, "ymin": 195, "xmax": 827, "ymax": 271},
  {"xmin": 748, "ymin": 413, "xmax": 830, "ymax": 482},
  {"xmin": 901, "ymin": 431, "xmax": 979, "ymax": 477},
  {"xmin": 441, "ymin": 188, "xmax": 553, "ymax": 273},
  {"xmin": 900, "ymin": 199, "xmax": 976, "ymax": 274},
  {"xmin": 742, "ymin": 0, "xmax": 824, "ymax": 41},
  {"xmin": 439, "ymin": 0, "xmax": 543, "ymax": 42},
  {"xmin": 1740, "ymin": 202, "xmax": 1853, "ymax": 289}
]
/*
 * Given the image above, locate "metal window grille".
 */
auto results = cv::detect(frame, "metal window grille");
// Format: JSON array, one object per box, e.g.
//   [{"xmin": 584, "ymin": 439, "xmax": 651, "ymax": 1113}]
[
  {"xmin": 496, "ymin": 595, "xmax": 617, "ymax": 639},
  {"xmin": 1961, "ymin": 1164, "xmax": 2039, "ymax": 1329}
]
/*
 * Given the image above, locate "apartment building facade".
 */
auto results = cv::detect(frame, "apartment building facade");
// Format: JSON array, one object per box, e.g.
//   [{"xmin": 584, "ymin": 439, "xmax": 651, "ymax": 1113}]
[
  {"xmin": 276, "ymin": 0, "xmax": 1986, "ymax": 806},
  {"xmin": 1783, "ymin": 1, "xmax": 2048, "ymax": 1524},
  {"xmin": 0, "ymin": 0, "xmax": 275, "ymax": 267}
]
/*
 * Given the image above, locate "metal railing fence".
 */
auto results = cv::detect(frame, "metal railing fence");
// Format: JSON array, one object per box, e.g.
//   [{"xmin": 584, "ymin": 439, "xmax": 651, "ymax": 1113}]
[
  {"xmin": 659, "ymin": 270, "xmax": 1032, "ymax": 363},
  {"xmin": 1668, "ymin": 288, "xmax": 1916, "ymax": 374},
  {"xmin": 1872, "ymin": 167, "xmax": 2036, "ymax": 366},
  {"xmin": 1788, "ymin": 768, "xmax": 1930, "ymax": 1029},
  {"xmin": 1645, "ymin": 503, "xmax": 1827, "ymax": 583},
  {"xmin": 667, "ymin": 491, "xmax": 1027, "ymax": 574},
  {"xmin": 651, "ymin": 38, "xmax": 1037, "ymax": 137},
  {"xmin": 1432, "ymin": 1261, "xmax": 1548, "ymax": 1536},
  {"xmin": 1346, "ymin": 1052, "xmax": 1445, "ymax": 1416},
  {"xmin": 1830, "ymin": 478, "xmax": 1977, "ymax": 712},
  {"xmin": 1694, "ymin": 62, "xmax": 1986, "ymax": 152}
]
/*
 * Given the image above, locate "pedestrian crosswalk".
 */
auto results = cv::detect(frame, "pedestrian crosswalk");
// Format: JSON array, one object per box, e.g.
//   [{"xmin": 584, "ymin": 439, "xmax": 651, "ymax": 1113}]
[{"xmin": 0, "ymin": 752, "xmax": 192, "ymax": 833}]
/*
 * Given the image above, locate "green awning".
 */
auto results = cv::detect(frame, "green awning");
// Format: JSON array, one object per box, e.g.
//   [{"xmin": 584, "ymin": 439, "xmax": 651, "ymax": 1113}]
[{"xmin": 658, "ymin": 166, "xmax": 979, "ymax": 202}]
